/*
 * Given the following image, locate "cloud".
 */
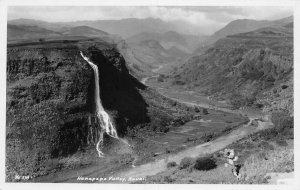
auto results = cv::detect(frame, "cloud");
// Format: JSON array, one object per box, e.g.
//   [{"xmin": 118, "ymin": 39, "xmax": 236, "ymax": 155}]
[{"xmin": 8, "ymin": 6, "xmax": 293, "ymax": 34}]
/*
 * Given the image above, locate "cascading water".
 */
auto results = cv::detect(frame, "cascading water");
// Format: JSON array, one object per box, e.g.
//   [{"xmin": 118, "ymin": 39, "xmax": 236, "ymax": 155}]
[{"xmin": 80, "ymin": 51, "xmax": 120, "ymax": 157}]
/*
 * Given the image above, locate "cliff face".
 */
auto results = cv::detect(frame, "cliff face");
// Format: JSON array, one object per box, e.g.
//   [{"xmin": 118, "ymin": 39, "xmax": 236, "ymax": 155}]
[
  {"xmin": 83, "ymin": 46, "xmax": 150, "ymax": 135},
  {"xmin": 171, "ymin": 25, "xmax": 293, "ymax": 113},
  {"xmin": 6, "ymin": 41, "xmax": 95, "ymax": 179}
]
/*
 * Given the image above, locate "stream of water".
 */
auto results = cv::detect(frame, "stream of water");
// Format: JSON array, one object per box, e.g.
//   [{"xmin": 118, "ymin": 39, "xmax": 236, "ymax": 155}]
[{"xmin": 80, "ymin": 51, "xmax": 120, "ymax": 157}]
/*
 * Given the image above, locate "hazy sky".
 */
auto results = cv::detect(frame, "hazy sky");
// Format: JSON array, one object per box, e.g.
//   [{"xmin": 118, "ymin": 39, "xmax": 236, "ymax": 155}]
[{"xmin": 8, "ymin": 6, "xmax": 293, "ymax": 33}]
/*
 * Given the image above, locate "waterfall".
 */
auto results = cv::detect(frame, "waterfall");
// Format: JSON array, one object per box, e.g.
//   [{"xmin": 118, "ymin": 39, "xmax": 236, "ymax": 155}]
[{"xmin": 80, "ymin": 51, "xmax": 119, "ymax": 157}]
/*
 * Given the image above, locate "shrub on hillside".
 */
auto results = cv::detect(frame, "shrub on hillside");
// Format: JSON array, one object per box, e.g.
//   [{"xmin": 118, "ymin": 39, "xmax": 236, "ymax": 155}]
[
  {"xmin": 148, "ymin": 109, "xmax": 173, "ymax": 132},
  {"xmin": 179, "ymin": 157, "xmax": 194, "ymax": 169},
  {"xmin": 229, "ymin": 92, "xmax": 256, "ymax": 109},
  {"xmin": 271, "ymin": 112, "xmax": 294, "ymax": 140},
  {"xmin": 167, "ymin": 161, "xmax": 177, "ymax": 168},
  {"xmin": 276, "ymin": 140, "xmax": 288, "ymax": 147},
  {"xmin": 194, "ymin": 106, "xmax": 201, "ymax": 113},
  {"xmin": 172, "ymin": 80, "xmax": 185, "ymax": 85},
  {"xmin": 163, "ymin": 176, "xmax": 175, "ymax": 183},
  {"xmin": 263, "ymin": 75, "xmax": 276, "ymax": 89},
  {"xmin": 193, "ymin": 156, "xmax": 217, "ymax": 171}
]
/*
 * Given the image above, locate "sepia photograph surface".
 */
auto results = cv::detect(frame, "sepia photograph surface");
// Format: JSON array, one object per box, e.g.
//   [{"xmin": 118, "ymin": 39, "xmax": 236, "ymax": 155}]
[{"xmin": 2, "ymin": 3, "xmax": 296, "ymax": 186}]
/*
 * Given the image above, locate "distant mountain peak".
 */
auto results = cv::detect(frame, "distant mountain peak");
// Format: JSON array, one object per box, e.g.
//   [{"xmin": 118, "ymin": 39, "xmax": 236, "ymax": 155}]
[
  {"xmin": 8, "ymin": 17, "xmax": 204, "ymax": 38},
  {"xmin": 202, "ymin": 15, "xmax": 293, "ymax": 46}
]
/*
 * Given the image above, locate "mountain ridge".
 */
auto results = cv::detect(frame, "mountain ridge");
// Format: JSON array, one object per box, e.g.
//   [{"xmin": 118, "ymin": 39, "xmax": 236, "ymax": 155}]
[
  {"xmin": 169, "ymin": 22, "xmax": 293, "ymax": 114},
  {"xmin": 8, "ymin": 17, "xmax": 205, "ymax": 38},
  {"xmin": 201, "ymin": 15, "xmax": 293, "ymax": 46}
]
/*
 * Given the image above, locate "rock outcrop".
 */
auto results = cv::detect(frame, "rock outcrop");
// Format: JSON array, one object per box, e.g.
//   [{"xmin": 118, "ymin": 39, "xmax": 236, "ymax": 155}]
[{"xmin": 6, "ymin": 41, "xmax": 95, "ymax": 179}]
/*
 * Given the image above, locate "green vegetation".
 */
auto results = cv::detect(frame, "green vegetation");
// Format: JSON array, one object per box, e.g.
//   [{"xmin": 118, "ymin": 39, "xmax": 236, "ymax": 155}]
[
  {"xmin": 172, "ymin": 80, "xmax": 186, "ymax": 85},
  {"xmin": 167, "ymin": 161, "xmax": 177, "ymax": 168},
  {"xmin": 281, "ymin": 84, "xmax": 288, "ymax": 89},
  {"xmin": 202, "ymin": 108, "xmax": 209, "ymax": 115},
  {"xmin": 229, "ymin": 91, "xmax": 256, "ymax": 109},
  {"xmin": 239, "ymin": 146, "xmax": 293, "ymax": 184},
  {"xmin": 179, "ymin": 157, "xmax": 195, "ymax": 169},
  {"xmin": 193, "ymin": 156, "xmax": 217, "ymax": 171}
]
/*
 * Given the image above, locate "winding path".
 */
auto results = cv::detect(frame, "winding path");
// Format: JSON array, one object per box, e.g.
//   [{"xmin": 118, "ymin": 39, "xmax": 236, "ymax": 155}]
[{"xmin": 111, "ymin": 104, "xmax": 273, "ymax": 181}]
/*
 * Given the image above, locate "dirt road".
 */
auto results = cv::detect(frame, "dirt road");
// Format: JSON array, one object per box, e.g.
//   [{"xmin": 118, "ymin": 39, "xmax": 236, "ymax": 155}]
[
  {"xmin": 33, "ymin": 88, "xmax": 272, "ymax": 183},
  {"xmin": 104, "ymin": 91, "xmax": 273, "ymax": 182},
  {"xmin": 112, "ymin": 116, "xmax": 273, "ymax": 181}
]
